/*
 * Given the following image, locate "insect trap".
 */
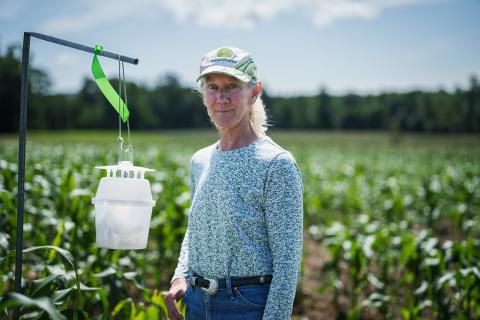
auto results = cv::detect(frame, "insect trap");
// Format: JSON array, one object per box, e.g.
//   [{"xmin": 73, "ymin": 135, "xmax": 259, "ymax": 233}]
[
  {"xmin": 91, "ymin": 46, "xmax": 155, "ymax": 249},
  {"xmin": 92, "ymin": 161, "xmax": 155, "ymax": 249}
]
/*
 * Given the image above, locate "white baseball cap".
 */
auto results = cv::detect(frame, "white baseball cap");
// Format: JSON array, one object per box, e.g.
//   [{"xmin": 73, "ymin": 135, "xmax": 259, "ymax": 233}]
[{"xmin": 197, "ymin": 47, "xmax": 259, "ymax": 83}]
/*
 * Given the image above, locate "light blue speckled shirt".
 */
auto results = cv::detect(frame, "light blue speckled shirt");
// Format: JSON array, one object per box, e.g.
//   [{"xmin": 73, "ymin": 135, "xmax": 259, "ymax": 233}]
[{"xmin": 172, "ymin": 135, "xmax": 303, "ymax": 319}]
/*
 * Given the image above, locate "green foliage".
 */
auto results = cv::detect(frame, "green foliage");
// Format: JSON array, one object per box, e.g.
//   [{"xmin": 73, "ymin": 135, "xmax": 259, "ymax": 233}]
[
  {"xmin": 0, "ymin": 131, "xmax": 479, "ymax": 319},
  {"xmin": 304, "ymin": 146, "xmax": 480, "ymax": 319},
  {"xmin": 0, "ymin": 139, "xmax": 187, "ymax": 318},
  {"xmin": 1, "ymin": 44, "xmax": 480, "ymax": 132},
  {"xmin": 0, "ymin": 292, "xmax": 66, "ymax": 320}
]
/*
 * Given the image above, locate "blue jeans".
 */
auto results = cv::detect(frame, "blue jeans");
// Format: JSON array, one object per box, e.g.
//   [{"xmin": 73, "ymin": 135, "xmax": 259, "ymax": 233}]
[{"xmin": 183, "ymin": 275, "xmax": 270, "ymax": 320}]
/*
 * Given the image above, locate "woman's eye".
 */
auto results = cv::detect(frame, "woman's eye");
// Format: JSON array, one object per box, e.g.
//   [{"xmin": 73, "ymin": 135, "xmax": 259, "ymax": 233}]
[
  {"xmin": 227, "ymin": 84, "xmax": 239, "ymax": 90},
  {"xmin": 207, "ymin": 84, "xmax": 218, "ymax": 90}
]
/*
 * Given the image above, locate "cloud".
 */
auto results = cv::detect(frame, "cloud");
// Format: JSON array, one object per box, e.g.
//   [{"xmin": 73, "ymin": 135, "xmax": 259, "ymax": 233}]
[
  {"xmin": 39, "ymin": 1, "xmax": 144, "ymax": 34},
  {"xmin": 160, "ymin": 0, "xmax": 292, "ymax": 29},
  {"xmin": 38, "ymin": 0, "xmax": 435, "ymax": 33},
  {"xmin": 307, "ymin": 0, "xmax": 440, "ymax": 28},
  {"xmin": 310, "ymin": 1, "xmax": 379, "ymax": 28}
]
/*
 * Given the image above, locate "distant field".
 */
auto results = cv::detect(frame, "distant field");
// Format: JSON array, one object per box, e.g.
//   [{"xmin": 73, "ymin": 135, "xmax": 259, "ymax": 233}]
[{"xmin": 1, "ymin": 129, "xmax": 479, "ymax": 152}]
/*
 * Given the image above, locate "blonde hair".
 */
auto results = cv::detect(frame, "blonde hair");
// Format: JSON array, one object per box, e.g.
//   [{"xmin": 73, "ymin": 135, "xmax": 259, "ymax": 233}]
[
  {"xmin": 249, "ymin": 92, "xmax": 268, "ymax": 135},
  {"xmin": 197, "ymin": 79, "xmax": 269, "ymax": 135}
]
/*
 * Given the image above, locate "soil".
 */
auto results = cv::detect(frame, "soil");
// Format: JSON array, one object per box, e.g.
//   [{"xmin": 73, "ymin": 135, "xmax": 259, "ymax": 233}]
[{"xmin": 292, "ymin": 236, "xmax": 338, "ymax": 320}]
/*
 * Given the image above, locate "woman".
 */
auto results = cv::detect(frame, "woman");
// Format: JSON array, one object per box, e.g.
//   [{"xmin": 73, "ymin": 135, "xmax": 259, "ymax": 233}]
[{"xmin": 164, "ymin": 47, "xmax": 303, "ymax": 320}]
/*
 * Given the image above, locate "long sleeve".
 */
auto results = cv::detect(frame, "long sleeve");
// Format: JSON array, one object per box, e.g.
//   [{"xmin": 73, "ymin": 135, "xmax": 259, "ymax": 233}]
[
  {"xmin": 171, "ymin": 160, "xmax": 197, "ymax": 283},
  {"xmin": 262, "ymin": 152, "xmax": 303, "ymax": 320},
  {"xmin": 171, "ymin": 229, "xmax": 190, "ymax": 283}
]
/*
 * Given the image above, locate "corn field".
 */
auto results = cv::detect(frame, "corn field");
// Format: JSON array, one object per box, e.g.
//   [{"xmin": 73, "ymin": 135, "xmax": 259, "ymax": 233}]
[{"xmin": 0, "ymin": 131, "xmax": 479, "ymax": 319}]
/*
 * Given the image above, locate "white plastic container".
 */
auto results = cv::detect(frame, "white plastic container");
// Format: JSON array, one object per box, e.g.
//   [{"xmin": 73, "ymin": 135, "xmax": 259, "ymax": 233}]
[{"xmin": 92, "ymin": 161, "xmax": 155, "ymax": 249}]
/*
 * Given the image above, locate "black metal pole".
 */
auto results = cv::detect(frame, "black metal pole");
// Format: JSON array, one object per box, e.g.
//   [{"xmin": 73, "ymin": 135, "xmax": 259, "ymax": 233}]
[
  {"xmin": 13, "ymin": 31, "xmax": 139, "ymax": 320},
  {"xmin": 13, "ymin": 32, "xmax": 30, "ymax": 320},
  {"xmin": 29, "ymin": 32, "xmax": 138, "ymax": 65}
]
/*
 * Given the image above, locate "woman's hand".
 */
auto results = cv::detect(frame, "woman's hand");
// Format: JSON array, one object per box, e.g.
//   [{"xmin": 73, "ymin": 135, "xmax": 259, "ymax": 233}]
[{"xmin": 165, "ymin": 278, "xmax": 188, "ymax": 320}]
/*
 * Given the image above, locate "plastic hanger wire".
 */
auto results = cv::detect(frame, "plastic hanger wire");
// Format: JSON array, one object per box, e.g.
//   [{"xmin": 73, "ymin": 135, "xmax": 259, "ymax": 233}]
[{"xmin": 117, "ymin": 55, "xmax": 133, "ymax": 165}]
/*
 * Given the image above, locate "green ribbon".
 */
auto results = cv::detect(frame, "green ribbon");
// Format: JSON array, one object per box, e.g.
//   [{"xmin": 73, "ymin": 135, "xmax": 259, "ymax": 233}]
[{"xmin": 91, "ymin": 45, "xmax": 129, "ymax": 122}]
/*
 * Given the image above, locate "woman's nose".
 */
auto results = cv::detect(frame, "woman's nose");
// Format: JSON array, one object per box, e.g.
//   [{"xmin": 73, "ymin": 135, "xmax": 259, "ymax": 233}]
[{"xmin": 216, "ymin": 89, "xmax": 229, "ymax": 102}]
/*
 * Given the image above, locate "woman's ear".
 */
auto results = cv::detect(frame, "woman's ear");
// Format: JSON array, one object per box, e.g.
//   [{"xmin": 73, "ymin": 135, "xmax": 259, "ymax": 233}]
[{"xmin": 250, "ymin": 81, "xmax": 262, "ymax": 104}]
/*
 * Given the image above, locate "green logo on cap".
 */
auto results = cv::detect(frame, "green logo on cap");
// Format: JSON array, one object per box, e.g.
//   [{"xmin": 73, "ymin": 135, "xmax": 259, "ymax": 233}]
[{"xmin": 217, "ymin": 48, "xmax": 234, "ymax": 58}]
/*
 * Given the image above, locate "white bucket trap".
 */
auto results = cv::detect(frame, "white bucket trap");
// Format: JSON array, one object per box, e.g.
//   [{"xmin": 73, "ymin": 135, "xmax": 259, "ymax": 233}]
[{"xmin": 92, "ymin": 161, "xmax": 155, "ymax": 249}]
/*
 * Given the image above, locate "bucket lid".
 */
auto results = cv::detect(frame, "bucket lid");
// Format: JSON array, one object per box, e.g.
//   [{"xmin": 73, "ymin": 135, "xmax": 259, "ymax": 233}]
[
  {"xmin": 92, "ymin": 161, "xmax": 156, "ymax": 206},
  {"xmin": 96, "ymin": 161, "xmax": 155, "ymax": 179}
]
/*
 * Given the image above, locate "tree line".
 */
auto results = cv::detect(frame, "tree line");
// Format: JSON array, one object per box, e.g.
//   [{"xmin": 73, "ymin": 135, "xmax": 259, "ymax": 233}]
[{"xmin": 1, "ymin": 44, "xmax": 479, "ymax": 133}]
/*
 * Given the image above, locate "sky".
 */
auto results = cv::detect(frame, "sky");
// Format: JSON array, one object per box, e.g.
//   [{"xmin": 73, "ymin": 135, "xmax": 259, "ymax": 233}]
[{"xmin": 0, "ymin": 0, "xmax": 479, "ymax": 96}]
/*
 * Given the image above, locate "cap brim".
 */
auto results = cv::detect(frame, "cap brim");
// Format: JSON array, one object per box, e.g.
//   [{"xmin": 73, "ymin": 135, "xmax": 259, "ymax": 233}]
[{"xmin": 197, "ymin": 66, "xmax": 251, "ymax": 83}]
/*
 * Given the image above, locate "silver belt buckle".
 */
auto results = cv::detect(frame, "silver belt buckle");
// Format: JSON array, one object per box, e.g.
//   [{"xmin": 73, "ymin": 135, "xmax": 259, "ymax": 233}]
[{"xmin": 201, "ymin": 277, "xmax": 218, "ymax": 295}]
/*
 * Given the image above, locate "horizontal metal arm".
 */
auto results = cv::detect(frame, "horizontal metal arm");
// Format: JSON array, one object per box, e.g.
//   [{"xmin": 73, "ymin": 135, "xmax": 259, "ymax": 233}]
[{"xmin": 28, "ymin": 32, "xmax": 139, "ymax": 65}]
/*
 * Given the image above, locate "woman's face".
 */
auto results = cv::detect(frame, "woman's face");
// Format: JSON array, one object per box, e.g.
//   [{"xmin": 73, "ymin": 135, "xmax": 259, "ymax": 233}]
[{"xmin": 202, "ymin": 73, "xmax": 257, "ymax": 132}]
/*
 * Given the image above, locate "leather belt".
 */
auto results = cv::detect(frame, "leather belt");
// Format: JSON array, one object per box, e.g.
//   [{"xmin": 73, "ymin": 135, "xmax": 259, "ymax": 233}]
[{"xmin": 190, "ymin": 274, "xmax": 272, "ymax": 295}]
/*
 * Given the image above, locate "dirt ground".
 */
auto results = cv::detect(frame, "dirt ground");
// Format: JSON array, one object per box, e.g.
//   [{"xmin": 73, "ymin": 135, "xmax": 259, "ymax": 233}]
[{"xmin": 292, "ymin": 237, "xmax": 338, "ymax": 320}]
